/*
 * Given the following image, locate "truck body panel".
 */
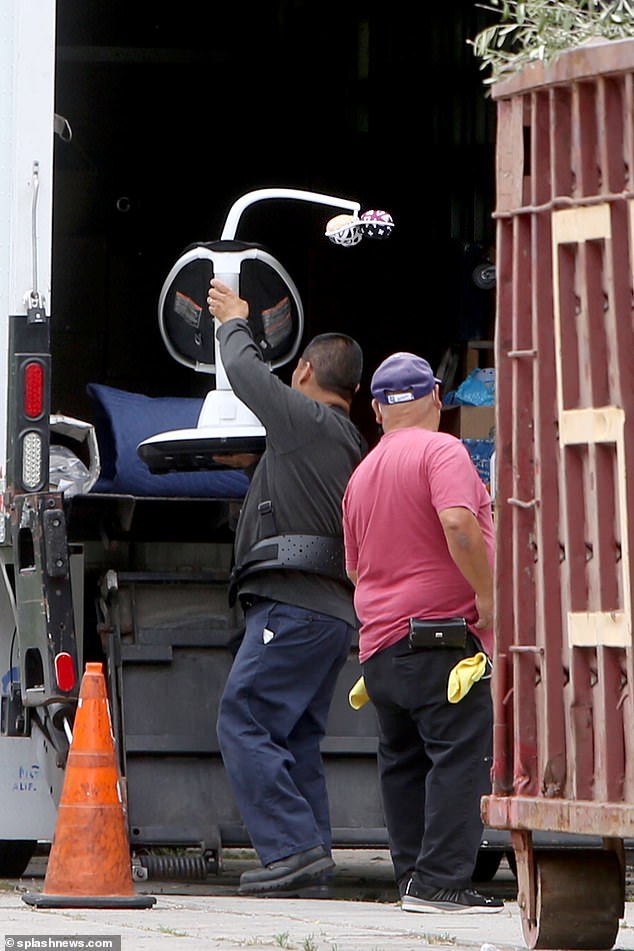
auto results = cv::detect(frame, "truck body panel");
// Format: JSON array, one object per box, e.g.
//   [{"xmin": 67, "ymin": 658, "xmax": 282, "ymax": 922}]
[
  {"xmin": 0, "ymin": 0, "xmax": 65, "ymax": 853},
  {"xmin": 0, "ymin": 0, "xmax": 55, "ymax": 488}
]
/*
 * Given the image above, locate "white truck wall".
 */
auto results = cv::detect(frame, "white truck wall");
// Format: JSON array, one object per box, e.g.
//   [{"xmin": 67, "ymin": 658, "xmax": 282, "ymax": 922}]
[
  {"xmin": 0, "ymin": 0, "xmax": 61, "ymax": 840},
  {"xmin": 0, "ymin": 0, "xmax": 56, "ymax": 524}
]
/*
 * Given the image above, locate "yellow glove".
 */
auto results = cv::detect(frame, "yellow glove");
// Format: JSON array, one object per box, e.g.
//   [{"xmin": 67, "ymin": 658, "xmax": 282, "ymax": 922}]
[
  {"xmin": 349, "ymin": 676, "xmax": 370, "ymax": 710},
  {"xmin": 447, "ymin": 652, "xmax": 488, "ymax": 703}
]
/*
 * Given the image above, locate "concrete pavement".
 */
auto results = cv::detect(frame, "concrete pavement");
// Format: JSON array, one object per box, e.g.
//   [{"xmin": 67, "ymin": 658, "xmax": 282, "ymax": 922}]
[
  {"xmin": 1, "ymin": 890, "xmax": 526, "ymax": 951},
  {"xmin": 1, "ymin": 850, "xmax": 634, "ymax": 951}
]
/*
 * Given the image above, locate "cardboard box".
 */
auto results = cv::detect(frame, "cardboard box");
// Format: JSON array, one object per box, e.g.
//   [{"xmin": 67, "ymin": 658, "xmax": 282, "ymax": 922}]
[{"xmin": 440, "ymin": 405, "xmax": 495, "ymax": 440}]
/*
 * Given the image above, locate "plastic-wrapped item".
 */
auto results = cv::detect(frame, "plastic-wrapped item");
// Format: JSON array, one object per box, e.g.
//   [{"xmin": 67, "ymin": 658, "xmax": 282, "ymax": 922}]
[
  {"xmin": 463, "ymin": 438, "xmax": 495, "ymax": 492},
  {"xmin": 455, "ymin": 368, "xmax": 495, "ymax": 406},
  {"xmin": 49, "ymin": 445, "xmax": 94, "ymax": 497},
  {"xmin": 48, "ymin": 414, "xmax": 101, "ymax": 496}
]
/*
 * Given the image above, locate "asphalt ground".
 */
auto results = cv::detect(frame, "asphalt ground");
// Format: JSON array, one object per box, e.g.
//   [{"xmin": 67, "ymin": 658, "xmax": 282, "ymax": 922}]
[{"xmin": 0, "ymin": 850, "xmax": 634, "ymax": 951}]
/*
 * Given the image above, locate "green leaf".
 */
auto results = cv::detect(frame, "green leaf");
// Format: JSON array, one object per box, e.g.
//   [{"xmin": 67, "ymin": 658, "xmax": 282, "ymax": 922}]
[{"xmin": 471, "ymin": 0, "xmax": 634, "ymax": 84}]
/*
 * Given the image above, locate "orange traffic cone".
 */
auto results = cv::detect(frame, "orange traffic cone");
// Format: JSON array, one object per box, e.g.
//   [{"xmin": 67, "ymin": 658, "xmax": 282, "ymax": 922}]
[{"xmin": 22, "ymin": 662, "xmax": 155, "ymax": 908}]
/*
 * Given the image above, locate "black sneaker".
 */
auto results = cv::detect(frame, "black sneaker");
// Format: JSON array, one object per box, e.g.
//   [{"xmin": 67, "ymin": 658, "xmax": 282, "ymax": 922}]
[
  {"xmin": 238, "ymin": 846, "xmax": 334, "ymax": 897},
  {"xmin": 401, "ymin": 877, "xmax": 504, "ymax": 914}
]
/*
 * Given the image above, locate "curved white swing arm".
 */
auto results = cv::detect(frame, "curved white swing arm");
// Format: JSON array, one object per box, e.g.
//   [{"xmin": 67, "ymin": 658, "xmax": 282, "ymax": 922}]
[{"xmin": 220, "ymin": 188, "xmax": 361, "ymax": 241}]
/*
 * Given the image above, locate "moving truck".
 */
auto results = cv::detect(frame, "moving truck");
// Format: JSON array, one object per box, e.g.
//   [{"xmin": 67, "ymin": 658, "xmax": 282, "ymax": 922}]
[{"xmin": 0, "ymin": 0, "xmax": 393, "ymax": 882}]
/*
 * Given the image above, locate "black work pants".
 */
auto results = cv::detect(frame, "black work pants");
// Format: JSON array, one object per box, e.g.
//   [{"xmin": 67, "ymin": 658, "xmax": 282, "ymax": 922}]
[{"xmin": 363, "ymin": 635, "xmax": 492, "ymax": 890}]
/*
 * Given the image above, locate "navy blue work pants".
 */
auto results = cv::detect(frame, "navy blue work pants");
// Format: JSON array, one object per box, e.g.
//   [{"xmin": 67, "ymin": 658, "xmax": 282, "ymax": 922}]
[
  {"xmin": 362, "ymin": 635, "xmax": 493, "ymax": 890},
  {"xmin": 217, "ymin": 598, "xmax": 353, "ymax": 866}
]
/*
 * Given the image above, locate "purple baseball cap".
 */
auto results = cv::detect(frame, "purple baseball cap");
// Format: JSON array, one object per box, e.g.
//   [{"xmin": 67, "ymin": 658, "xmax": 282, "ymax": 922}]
[{"xmin": 371, "ymin": 352, "xmax": 442, "ymax": 405}]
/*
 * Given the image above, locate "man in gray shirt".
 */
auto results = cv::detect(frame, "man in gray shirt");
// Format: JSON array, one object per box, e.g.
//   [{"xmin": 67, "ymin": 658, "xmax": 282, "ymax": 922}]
[{"xmin": 208, "ymin": 278, "xmax": 364, "ymax": 897}]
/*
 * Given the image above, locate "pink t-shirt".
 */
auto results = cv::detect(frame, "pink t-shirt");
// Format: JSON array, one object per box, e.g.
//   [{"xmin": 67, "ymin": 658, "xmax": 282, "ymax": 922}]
[{"xmin": 342, "ymin": 427, "xmax": 494, "ymax": 662}]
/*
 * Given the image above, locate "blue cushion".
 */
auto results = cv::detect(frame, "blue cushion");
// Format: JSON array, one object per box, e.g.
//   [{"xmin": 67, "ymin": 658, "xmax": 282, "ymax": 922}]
[{"xmin": 87, "ymin": 383, "xmax": 249, "ymax": 498}]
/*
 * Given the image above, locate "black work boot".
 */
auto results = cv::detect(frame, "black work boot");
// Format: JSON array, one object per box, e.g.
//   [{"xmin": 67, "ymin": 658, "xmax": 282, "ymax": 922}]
[{"xmin": 238, "ymin": 846, "xmax": 334, "ymax": 896}]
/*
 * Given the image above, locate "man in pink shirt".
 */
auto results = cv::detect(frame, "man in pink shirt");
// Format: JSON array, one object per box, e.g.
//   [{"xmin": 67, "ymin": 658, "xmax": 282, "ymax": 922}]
[{"xmin": 342, "ymin": 351, "xmax": 502, "ymax": 914}]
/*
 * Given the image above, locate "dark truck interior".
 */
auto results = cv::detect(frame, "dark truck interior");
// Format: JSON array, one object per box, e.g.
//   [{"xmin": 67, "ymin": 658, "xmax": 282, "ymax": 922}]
[
  {"xmin": 51, "ymin": 0, "xmax": 497, "ymax": 435},
  {"xmin": 39, "ymin": 0, "xmax": 508, "ymax": 882}
]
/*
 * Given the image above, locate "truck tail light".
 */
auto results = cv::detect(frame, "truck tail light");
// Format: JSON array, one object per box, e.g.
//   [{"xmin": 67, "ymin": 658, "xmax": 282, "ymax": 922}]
[
  {"xmin": 23, "ymin": 361, "xmax": 45, "ymax": 418},
  {"xmin": 12, "ymin": 353, "xmax": 50, "ymax": 492},
  {"xmin": 54, "ymin": 652, "xmax": 76, "ymax": 692},
  {"xmin": 21, "ymin": 431, "xmax": 43, "ymax": 489}
]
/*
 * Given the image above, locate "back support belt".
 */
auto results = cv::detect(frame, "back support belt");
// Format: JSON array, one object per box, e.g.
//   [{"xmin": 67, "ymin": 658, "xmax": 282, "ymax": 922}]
[{"xmin": 229, "ymin": 533, "xmax": 347, "ymax": 604}]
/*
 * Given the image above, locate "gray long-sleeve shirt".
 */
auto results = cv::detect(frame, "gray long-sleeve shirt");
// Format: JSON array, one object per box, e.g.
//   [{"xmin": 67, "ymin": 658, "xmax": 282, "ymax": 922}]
[{"xmin": 217, "ymin": 318, "xmax": 363, "ymax": 626}]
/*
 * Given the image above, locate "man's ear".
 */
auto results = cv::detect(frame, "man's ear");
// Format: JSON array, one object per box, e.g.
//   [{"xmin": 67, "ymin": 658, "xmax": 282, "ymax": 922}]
[
  {"xmin": 372, "ymin": 398, "xmax": 383, "ymax": 425},
  {"xmin": 295, "ymin": 358, "xmax": 312, "ymax": 385}
]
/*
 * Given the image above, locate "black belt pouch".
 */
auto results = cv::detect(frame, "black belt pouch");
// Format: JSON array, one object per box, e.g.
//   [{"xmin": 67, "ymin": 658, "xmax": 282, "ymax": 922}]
[{"xmin": 408, "ymin": 616, "xmax": 468, "ymax": 650}]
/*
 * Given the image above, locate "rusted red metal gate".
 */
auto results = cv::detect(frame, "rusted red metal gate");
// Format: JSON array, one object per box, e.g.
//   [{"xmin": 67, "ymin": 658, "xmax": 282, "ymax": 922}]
[{"xmin": 482, "ymin": 37, "xmax": 634, "ymax": 950}]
